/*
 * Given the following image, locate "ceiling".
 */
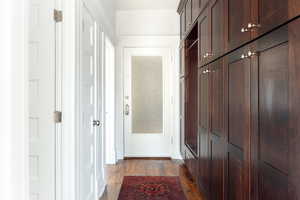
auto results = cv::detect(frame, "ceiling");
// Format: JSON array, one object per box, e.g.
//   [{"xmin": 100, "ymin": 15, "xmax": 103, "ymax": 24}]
[{"xmin": 116, "ymin": 0, "xmax": 180, "ymax": 10}]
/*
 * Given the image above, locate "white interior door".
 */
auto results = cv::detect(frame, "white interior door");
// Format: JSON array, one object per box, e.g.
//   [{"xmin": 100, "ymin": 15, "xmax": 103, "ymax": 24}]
[
  {"xmin": 124, "ymin": 48, "xmax": 172, "ymax": 157},
  {"xmin": 79, "ymin": 5, "xmax": 99, "ymax": 200},
  {"xmin": 28, "ymin": 0, "xmax": 56, "ymax": 199}
]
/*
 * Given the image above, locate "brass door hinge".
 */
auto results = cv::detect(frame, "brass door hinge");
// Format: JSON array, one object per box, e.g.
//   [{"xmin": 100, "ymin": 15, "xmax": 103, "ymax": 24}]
[
  {"xmin": 54, "ymin": 111, "xmax": 62, "ymax": 123},
  {"xmin": 54, "ymin": 9, "xmax": 63, "ymax": 23}
]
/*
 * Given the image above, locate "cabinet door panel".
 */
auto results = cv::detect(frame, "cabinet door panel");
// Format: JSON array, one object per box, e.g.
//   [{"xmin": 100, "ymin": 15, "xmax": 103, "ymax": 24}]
[
  {"xmin": 185, "ymin": 45, "xmax": 199, "ymax": 155},
  {"xmin": 211, "ymin": 60, "xmax": 224, "ymax": 137},
  {"xmin": 228, "ymin": 59, "xmax": 251, "ymax": 150},
  {"xmin": 258, "ymin": 163, "xmax": 288, "ymax": 200},
  {"xmin": 227, "ymin": 0, "xmax": 251, "ymax": 50},
  {"xmin": 199, "ymin": 11, "xmax": 210, "ymax": 66},
  {"xmin": 211, "ymin": 135, "xmax": 224, "ymax": 200},
  {"xmin": 211, "ymin": 0, "xmax": 224, "ymax": 59},
  {"xmin": 198, "ymin": 67, "xmax": 210, "ymax": 196},
  {"xmin": 257, "ymin": 0, "xmax": 288, "ymax": 35},
  {"xmin": 259, "ymin": 43, "xmax": 289, "ymax": 174},
  {"xmin": 228, "ymin": 148, "xmax": 244, "ymax": 200}
]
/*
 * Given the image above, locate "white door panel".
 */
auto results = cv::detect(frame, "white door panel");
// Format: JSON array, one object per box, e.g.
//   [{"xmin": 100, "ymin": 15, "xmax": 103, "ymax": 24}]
[
  {"xmin": 79, "ymin": 5, "xmax": 98, "ymax": 200},
  {"xmin": 124, "ymin": 48, "xmax": 172, "ymax": 157},
  {"xmin": 28, "ymin": 0, "xmax": 55, "ymax": 199}
]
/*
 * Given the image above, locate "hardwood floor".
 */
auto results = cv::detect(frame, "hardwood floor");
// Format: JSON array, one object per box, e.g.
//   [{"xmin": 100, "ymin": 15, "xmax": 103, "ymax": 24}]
[{"xmin": 100, "ymin": 159, "xmax": 205, "ymax": 200}]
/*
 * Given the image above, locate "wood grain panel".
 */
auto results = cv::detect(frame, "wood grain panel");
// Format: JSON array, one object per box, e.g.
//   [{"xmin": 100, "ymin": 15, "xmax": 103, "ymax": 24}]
[
  {"xmin": 257, "ymin": 0, "xmax": 288, "ymax": 35},
  {"xmin": 211, "ymin": 135, "xmax": 224, "ymax": 200},
  {"xmin": 259, "ymin": 43, "xmax": 289, "ymax": 174},
  {"xmin": 259, "ymin": 163, "xmax": 288, "ymax": 200},
  {"xmin": 228, "ymin": 59, "xmax": 251, "ymax": 150},
  {"xmin": 210, "ymin": 0, "xmax": 224, "ymax": 59},
  {"xmin": 228, "ymin": 149, "xmax": 244, "ymax": 200},
  {"xmin": 227, "ymin": 0, "xmax": 251, "ymax": 50},
  {"xmin": 211, "ymin": 60, "xmax": 224, "ymax": 137}
]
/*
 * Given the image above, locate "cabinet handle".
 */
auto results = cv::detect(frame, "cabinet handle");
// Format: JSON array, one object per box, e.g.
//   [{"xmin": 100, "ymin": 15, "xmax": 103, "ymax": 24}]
[
  {"xmin": 247, "ymin": 23, "xmax": 261, "ymax": 29},
  {"xmin": 247, "ymin": 50, "xmax": 256, "ymax": 57},
  {"xmin": 203, "ymin": 53, "xmax": 213, "ymax": 58},
  {"xmin": 241, "ymin": 23, "xmax": 261, "ymax": 33},
  {"xmin": 241, "ymin": 27, "xmax": 250, "ymax": 33},
  {"xmin": 241, "ymin": 51, "xmax": 257, "ymax": 59},
  {"xmin": 241, "ymin": 53, "xmax": 248, "ymax": 59},
  {"xmin": 202, "ymin": 69, "xmax": 210, "ymax": 74}
]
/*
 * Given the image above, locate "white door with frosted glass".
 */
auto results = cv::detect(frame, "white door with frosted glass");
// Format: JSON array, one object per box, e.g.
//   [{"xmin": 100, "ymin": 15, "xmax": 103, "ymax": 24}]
[{"xmin": 124, "ymin": 48, "xmax": 172, "ymax": 157}]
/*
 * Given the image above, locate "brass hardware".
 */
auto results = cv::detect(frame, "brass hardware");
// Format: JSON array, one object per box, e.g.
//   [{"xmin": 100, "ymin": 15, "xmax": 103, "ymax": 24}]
[
  {"xmin": 241, "ymin": 27, "xmax": 249, "ymax": 33},
  {"xmin": 54, "ymin": 9, "xmax": 63, "ymax": 22},
  {"xmin": 54, "ymin": 111, "xmax": 62, "ymax": 123},
  {"xmin": 247, "ymin": 23, "xmax": 261, "ymax": 29},
  {"xmin": 241, "ymin": 54, "xmax": 248, "ymax": 59},
  {"xmin": 125, "ymin": 104, "xmax": 130, "ymax": 116},
  {"xmin": 241, "ymin": 23, "xmax": 261, "ymax": 33},
  {"xmin": 202, "ymin": 69, "xmax": 210, "ymax": 74},
  {"xmin": 203, "ymin": 53, "xmax": 213, "ymax": 58},
  {"xmin": 241, "ymin": 50, "xmax": 257, "ymax": 59},
  {"xmin": 247, "ymin": 50, "xmax": 256, "ymax": 57}
]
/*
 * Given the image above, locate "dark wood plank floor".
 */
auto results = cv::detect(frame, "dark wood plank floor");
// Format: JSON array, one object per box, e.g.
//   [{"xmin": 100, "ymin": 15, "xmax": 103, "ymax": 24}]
[{"xmin": 100, "ymin": 159, "xmax": 205, "ymax": 200}]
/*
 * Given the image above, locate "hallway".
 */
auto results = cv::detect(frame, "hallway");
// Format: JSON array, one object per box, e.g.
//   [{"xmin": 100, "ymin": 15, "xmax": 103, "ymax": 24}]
[{"xmin": 100, "ymin": 159, "xmax": 204, "ymax": 200}]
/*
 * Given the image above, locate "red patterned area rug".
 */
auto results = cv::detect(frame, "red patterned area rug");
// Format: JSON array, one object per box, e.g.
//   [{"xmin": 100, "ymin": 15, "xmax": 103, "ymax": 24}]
[{"xmin": 118, "ymin": 176, "xmax": 187, "ymax": 200}]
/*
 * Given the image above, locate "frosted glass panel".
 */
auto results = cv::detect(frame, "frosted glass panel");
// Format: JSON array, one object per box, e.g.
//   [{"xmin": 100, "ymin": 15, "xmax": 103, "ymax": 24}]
[{"xmin": 132, "ymin": 56, "xmax": 163, "ymax": 134}]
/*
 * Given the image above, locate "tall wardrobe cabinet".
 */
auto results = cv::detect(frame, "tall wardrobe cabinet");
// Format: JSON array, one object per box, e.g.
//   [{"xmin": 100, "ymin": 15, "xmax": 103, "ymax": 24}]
[{"xmin": 178, "ymin": 0, "xmax": 300, "ymax": 199}]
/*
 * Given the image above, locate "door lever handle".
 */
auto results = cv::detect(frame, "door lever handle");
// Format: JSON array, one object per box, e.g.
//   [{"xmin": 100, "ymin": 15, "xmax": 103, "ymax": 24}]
[
  {"xmin": 125, "ymin": 104, "xmax": 130, "ymax": 116},
  {"xmin": 93, "ymin": 120, "xmax": 101, "ymax": 127}
]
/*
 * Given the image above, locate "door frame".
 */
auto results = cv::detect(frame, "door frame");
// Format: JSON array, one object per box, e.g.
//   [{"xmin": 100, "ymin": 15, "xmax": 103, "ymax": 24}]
[{"xmin": 123, "ymin": 47, "xmax": 174, "ymax": 157}]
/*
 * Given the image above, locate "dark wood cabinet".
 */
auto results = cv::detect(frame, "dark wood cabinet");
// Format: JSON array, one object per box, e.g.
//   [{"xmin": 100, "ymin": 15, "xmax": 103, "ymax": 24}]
[
  {"xmin": 226, "ymin": 0, "xmax": 251, "ymax": 51},
  {"xmin": 180, "ymin": 78, "xmax": 186, "ymax": 158},
  {"xmin": 198, "ymin": 66, "xmax": 210, "ymax": 197},
  {"xmin": 178, "ymin": 1, "xmax": 300, "ymax": 199},
  {"xmin": 209, "ymin": 0, "xmax": 225, "ymax": 60},
  {"xmin": 198, "ymin": 10, "xmax": 210, "ymax": 66},
  {"xmin": 254, "ymin": 0, "xmax": 288, "ymax": 36},
  {"xmin": 251, "ymin": 23, "xmax": 290, "ymax": 200},
  {"xmin": 186, "ymin": 0, "xmax": 192, "ymax": 31},
  {"xmin": 225, "ymin": 47, "xmax": 252, "ymax": 200},
  {"xmin": 185, "ymin": 25, "xmax": 199, "ymax": 156},
  {"xmin": 209, "ymin": 59, "xmax": 225, "ymax": 200}
]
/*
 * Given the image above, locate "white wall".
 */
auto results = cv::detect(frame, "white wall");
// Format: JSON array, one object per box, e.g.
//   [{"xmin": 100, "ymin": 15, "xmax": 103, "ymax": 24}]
[
  {"xmin": 0, "ymin": 0, "xmax": 28, "ymax": 200},
  {"xmin": 115, "ymin": 9, "xmax": 181, "ymax": 160},
  {"xmin": 81, "ymin": 0, "xmax": 116, "ymax": 42},
  {"xmin": 116, "ymin": 10, "xmax": 179, "ymax": 36}
]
